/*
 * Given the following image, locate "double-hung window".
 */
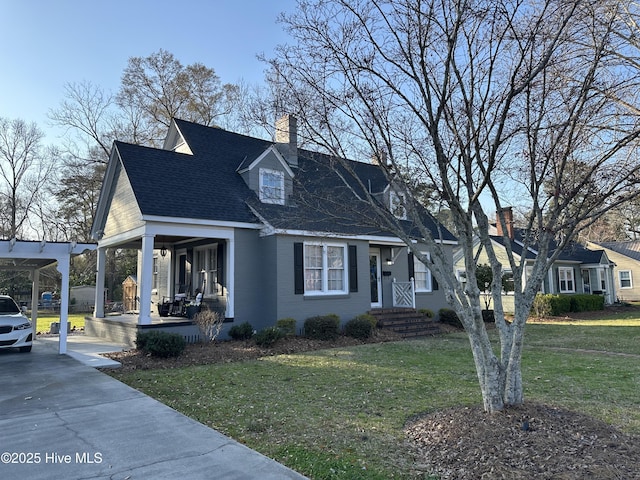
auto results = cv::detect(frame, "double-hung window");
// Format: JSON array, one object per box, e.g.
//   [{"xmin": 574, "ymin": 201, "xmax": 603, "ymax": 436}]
[
  {"xmin": 259, "ymin": 168, "xmax": 285, "ymax": 204},
  {"xmin": 304, "ymin": 243, "xmax": 347, "ymax": 294},
  {"xmin": 619, "ymin": 270, "xmax": 632, "ymax": 289},
  {"xmin": 558, "ymin": 267, "xmax": 575, "ymax": 293},
  {"xmin": 413, "ymin": 252, "xmax": 432, "ymax": 292}
]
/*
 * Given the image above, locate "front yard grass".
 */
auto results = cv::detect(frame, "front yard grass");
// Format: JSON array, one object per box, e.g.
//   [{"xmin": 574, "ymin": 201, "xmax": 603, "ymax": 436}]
[
  {"xmin": 32, "ymin": 312, "xmax": 87, "ymax": 332},
  {"xmin": 111, "ymin": 322, "xmax": 640, "ymax": 479}
]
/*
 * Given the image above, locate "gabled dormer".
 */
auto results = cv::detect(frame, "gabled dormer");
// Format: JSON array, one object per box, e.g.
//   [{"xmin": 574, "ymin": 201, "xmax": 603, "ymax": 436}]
[
  {"xmin": 162, "ymin": 120, "xmax": 193, "ymax": 155},
  {"xmin": 237, "ymin": 145, "xmax": 295, "ymax": 205}
]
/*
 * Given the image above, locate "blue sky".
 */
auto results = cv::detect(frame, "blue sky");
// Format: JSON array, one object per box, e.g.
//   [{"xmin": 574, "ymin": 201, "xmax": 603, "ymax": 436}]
[{"xmin": 0, "ymin": 0, "xmax": 296, "ymax": 143}]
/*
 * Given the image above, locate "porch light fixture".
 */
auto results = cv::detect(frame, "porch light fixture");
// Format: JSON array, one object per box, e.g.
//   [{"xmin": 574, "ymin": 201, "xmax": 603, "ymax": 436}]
[
  {"xmin": 385, "ymin": 258, "xmax": 394, "ymax": 266},
  {"xmin": 160, "ymin": 246, "xmax": 167, "ymax": 257}
]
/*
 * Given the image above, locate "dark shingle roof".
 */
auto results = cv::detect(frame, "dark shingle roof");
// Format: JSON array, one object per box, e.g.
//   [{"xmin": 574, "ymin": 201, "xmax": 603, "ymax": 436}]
[
  {"xmin": 115, "ymin": 118, "xmax": 456, "ymax": 241},
  {"xmin": 596, "ymin": 241, "xmax": 640, "ymax": 262},
  {"xmin": 491, "ymin": 228, "xmax": 605, "ymax": 263}
]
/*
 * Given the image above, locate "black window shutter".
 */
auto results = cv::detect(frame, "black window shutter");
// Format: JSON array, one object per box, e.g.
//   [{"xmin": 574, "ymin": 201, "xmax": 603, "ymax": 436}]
[
  {"xmin": 348, "ymin": 245, "xmax": 358, "ymax": 292},
  {"xmin": 408, "ymin": 252, "xmax": 415, "ymax": 279},
  {"xmin": 294, "ymin": 242, "xmax": 304, "ymax": 294},
  {"xmin": 432, "ymin": 272, "xmax": 439, "ymax": 290}
]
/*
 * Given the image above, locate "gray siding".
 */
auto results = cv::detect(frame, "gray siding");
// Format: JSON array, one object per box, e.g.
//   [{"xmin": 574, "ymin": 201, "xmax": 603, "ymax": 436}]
[
  {"xmin": 231, "ymin": 229, "xmax": 273, "ymax": 330},
  {"xmin": 103, "ymin": 165, "xmax": 143, "ymax": 238},
  {"xmin": 274, "ymin": 236, "xmax": 371, "ymax": 333}
]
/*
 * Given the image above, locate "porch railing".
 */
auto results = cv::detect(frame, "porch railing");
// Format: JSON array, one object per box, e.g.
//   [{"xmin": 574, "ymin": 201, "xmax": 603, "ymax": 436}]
[{"xmin": 392, "ymin": 278, "xmax": 415, "ymax": 308}]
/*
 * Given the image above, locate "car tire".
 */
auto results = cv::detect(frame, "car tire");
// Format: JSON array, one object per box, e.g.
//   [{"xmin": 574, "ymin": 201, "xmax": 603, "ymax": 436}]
[{"xmin": 19, "ymin": 346, "xmax": 32, "ymax": 353}]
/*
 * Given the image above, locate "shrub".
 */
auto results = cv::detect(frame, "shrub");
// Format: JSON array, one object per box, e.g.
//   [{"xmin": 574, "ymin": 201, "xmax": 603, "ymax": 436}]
[
  {"xmin": 344, "ymin": 316, "xmax": 373, "ymax": 340},
  {"xmin": 194, "ymin": 309, "xmax": 224, "ymax": 342},
  {"xmin": 304, "ymin": 314, "xmax": 340, "ymax": 340},
  {"xmin": 255, "ymin": 326, "xmax": 285, "ymax": 347},
  {"xmin": 438, "ymin": 308, "xmax": 463, "ymax": 328},
  {"xmin": 570, "ymin": 294, "xmax": 604, "ymax": 312},
  {"xmin": 228, "ymin": 322, "xmax": 254, "ymax": 341},
  {"xmin": 354, "ymin": 313, "xmax": 378, "ymax": 329},
  {"xmin": 532, "ymin": 294, "xmax": 572, "ymax": 317},
  {"xmin": 136, "ymin": 331, "xmax": 186, "ymax": 358},
  {"xmin": 275, "ymin": 317, "xmax": 297, "ymax": 337},
  {"xmin": 418, "ymin": 308, "xmax": 434, "ymax": 318}
]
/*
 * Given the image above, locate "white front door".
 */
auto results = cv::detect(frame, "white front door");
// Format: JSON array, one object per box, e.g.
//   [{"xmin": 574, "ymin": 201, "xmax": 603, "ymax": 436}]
[{"xmin": 369, "ymin": 249, "xmax": 382, "ymax": 308}]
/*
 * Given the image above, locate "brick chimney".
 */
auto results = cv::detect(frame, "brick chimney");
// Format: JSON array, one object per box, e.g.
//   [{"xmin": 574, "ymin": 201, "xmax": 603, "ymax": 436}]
[
  {"xmin": 496, "ymin": 207, "xmax": 514, "ymax": 240},
  {"xmin": 275, "ymin": 114, "xmax": 298, "ymax": 167}
]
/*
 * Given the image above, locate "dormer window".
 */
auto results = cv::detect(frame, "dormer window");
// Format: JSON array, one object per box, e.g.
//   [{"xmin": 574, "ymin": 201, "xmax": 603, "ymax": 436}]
[
  {"xmin": 390, "ymin": 191, "xmax": 407, "ymax": 219},
  {"xmin": 260, "ymin": 168, "xmax": 285, "ymax": 204}
]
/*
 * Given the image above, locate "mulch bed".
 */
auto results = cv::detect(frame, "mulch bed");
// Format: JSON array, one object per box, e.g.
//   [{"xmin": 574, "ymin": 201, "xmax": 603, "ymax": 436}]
[
  {"xmin": 103, "ymin": 329, "xmax": 403, "ymax": 372},
  {"xmin": 405, "ymin": 402, "xmax": 640, "ymax": 479}
]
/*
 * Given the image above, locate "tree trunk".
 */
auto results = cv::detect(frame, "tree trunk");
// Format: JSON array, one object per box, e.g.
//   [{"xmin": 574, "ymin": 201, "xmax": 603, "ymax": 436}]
[{"xmin": 464, "ymin": 312, "xmax": 507, "ymax": 413}]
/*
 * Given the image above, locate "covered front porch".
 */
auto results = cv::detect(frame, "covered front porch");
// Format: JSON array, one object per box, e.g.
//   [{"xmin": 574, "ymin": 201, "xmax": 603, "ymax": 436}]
[{"xmin": 93, "ymin": 220, "xmax": 244, "ymax": 326}]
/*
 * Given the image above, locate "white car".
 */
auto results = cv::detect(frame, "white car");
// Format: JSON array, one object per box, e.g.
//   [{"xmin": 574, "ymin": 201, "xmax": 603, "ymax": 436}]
[{"xmin": 0, "ymin": 295, "xmax": 33, "ymax": 353}]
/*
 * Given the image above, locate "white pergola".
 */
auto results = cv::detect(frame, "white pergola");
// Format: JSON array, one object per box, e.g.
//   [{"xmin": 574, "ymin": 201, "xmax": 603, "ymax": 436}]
[{"xmin": 0, "ymin": 240, "xmax": 96, "ymax": 354}]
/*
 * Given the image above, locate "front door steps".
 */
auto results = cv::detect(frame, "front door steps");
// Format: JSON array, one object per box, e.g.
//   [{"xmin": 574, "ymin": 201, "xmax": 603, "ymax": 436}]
[{"xmin": 370, "ymin": 308, "xmax": 441, "ymax": 338}]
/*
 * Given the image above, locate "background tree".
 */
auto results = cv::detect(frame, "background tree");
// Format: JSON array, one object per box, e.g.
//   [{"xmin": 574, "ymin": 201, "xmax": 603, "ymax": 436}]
[
  {"xmin": 268, "ymin": 0, "xmax": 640, "ymax": 412},
  {"xmin": 0, "ymin": 117, "xmax": 55, "ymax": 239},
  {"xmin": 116, "ymin": 49, "xmax": 241, "ymax": 145}
]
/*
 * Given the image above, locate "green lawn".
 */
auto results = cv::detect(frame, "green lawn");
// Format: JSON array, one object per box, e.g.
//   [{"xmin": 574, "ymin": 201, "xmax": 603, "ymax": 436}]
[
  {"xmin": 31, "ymin": 313, "xmax": 87, "ymax": 332},
  {"xmin": 111, "ymin": 320, "xmax": 640, "ymax": 479}
]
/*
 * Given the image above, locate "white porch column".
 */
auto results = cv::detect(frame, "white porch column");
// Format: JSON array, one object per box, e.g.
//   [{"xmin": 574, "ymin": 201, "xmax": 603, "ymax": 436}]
[
  {"xmin": 226, "ymin": 236, "xmax": 235, "ymax": 318},
  {"xmin": 138, "ymin": 234, "xmax": 155, "ymax": 325},
  {"xmin": 94, "ymin": 247, "xmax": 106, "ymax": 318},
  {"xmin": 57, "ymin": 259, "xmax": 70, "ymax": 355},
  {"xmin": 30, "ymin": 269, "xmax": 40, "ymax": 338}
]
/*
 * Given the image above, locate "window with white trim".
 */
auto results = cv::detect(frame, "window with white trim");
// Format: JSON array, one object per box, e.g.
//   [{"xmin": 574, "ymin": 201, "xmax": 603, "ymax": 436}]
[
  {"xmin": 152, "ymin": 256, "xmax": 159, "ymax": 289},
  {"xmin": 259, "ymin": 168, "xmax": 285, "ymax": 204},
  {"xmin": 414, "ymin": 253, "xmax": 432, "ymax": 292},
  {"xmin": 558, "ymin": 267, "xmax": 575, "ymax": 293},
  {"xmin": 195, "ymin": 246, "xmax": 219, "ymax": 295},
  {"xmin": 619, "ymin": 270, "xmax": 632, "ymax": 289},
  {"xmin": 304, "ymin": 243, "xmax": 347, "ymax": 294}
]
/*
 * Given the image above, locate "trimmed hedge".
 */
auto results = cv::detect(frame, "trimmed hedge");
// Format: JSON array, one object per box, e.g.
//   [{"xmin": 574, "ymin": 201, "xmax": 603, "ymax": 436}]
[
  {"xmin": 354, "ymin": 313, "xmax": 378, "ymax": 329},
  {"xmin": 135, "ymin": 331, "xmax": 186, "ymax": 358},
  {"xmin": 532, "ymin": 293, "xmax": 605, "ymax": 317},
  {"xmin": 255, "ymin": 326, "xmax": 285, "ymax": 347},
  {"xmin": 275, "ymin": 317, "xmax": 297, "ymax": 337},
  {"xmin": 438, "ymin": 308, "xmax": 463, "ymax": 328},
  {"xmin": 228, "ymin": 322, "xmax": 254, "ymax": 340},
  {"xmin": 570, "ymin": 294, "xmax": 604, "ymax": 312},
  {"xmin": 344, "ymin": 316, "xmax": 373, "ymax": 340},
  {"xmin": 304, "ymin": 314, "xmax": 340, "ymax": 340}
]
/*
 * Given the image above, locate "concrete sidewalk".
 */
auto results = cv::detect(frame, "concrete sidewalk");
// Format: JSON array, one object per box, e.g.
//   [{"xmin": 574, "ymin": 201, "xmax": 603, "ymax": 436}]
[
  {"xmin": 0, "ymin": 341, "xmax": 307, "ymax": 479},
  {"xmin": 36, "ymin": 334, "xmax": 125, "ymax": 368}
]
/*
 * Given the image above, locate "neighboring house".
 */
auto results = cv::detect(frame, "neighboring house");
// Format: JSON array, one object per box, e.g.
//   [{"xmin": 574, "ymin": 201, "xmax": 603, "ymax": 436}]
[
  {"xmin": 89, "ymin": 116, "xmax": 457, "ymax": 337},
  {"xmin": 587, "ymin": 241, "xmax": 640, "ymax": 302},
  {"xmin": 454, "ymin": 208, "xmax": 616, "ymax": 312}
]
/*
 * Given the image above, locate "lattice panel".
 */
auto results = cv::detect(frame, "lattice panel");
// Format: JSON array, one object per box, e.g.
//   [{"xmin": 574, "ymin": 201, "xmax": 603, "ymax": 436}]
[{"xmin": 393, "ymin": 281, "xmax": 414, "ymax": 308}]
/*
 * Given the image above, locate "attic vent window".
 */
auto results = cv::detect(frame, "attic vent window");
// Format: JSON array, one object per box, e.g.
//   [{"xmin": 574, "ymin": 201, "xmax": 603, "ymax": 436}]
[
  {"xmin": 390, "ymin": 191, "xmax": 407, "ymax": 220},
  {"xmin": 259, "ymin": 168, "xmax": 285, "ymax": 204}
]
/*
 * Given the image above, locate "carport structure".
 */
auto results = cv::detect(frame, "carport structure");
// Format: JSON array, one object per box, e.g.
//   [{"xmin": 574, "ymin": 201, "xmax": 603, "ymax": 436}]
[{"xmin": 0, "ymin": 239, "xmax": 96, "ymax": 354}]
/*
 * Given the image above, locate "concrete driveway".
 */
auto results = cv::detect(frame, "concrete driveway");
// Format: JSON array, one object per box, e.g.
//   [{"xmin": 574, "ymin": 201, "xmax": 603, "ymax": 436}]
[{"xmin": 0, "ymin": 342, "xmax": 306, "ymax": 480}]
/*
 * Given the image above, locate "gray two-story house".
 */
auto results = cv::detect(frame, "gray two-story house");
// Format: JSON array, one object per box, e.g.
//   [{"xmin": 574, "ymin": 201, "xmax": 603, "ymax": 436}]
[{"xmin": 89, "ymin": 116, "xmax": 456, "ymax": 340}]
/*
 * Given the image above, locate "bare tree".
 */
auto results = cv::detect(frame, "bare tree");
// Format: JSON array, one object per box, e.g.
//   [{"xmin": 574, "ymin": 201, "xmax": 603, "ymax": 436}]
[
  {"xmin": 268, "ymin": 0, "xmax": 640, "ymax": 412},
  {"xmin": 116, "ymin": 49, "xmax": 241, "ymax": 145},
  {"xmin": 0, "ymin": 117, "xmax": 55, "ymax": 239}
]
